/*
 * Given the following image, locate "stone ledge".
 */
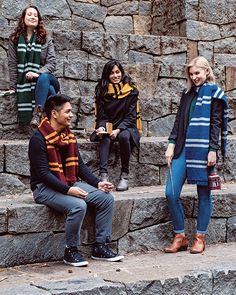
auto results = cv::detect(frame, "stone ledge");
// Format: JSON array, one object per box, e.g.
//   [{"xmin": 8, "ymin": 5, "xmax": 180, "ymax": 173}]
[
  {"xmin": 0, "ymin": 243, "xmax": 235, "ymax": 295},
  {"xmin": 0, "ymin": 184, "xmax": 235, "ymax": 267},
  {"xmin": 1, "ymin": 136, "xmax": 236, "ymax": 188}
]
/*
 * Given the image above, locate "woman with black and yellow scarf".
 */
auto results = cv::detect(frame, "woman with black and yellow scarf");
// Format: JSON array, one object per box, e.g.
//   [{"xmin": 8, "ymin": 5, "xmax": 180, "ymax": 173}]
[{"xmin": 91, "ymin": 60, "xmax": 142, "ymax": 191}]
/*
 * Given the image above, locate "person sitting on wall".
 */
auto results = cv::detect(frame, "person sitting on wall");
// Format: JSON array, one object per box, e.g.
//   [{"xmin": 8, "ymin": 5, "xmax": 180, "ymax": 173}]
[
  {"xmin": 8, "ymin": 5, "xmax": 60, "ymax": 128},
  {"xmin": 28, "ymin": 94, "xmax": 124, "ymax": 266},
  {"xmin": 90, "ymin": 60, "xmax": 142, "ymax": 191}
]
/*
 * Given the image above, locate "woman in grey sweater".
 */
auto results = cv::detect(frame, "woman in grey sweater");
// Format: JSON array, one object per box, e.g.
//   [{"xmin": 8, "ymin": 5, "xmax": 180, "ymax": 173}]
[{"xmin": 8, "ymin": 5, "xmax": 59, "ymax": 128}]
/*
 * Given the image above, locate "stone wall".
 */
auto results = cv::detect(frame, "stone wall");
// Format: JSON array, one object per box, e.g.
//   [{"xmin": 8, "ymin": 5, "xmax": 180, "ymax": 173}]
[{"xmin": 0, "ymin": 186, "xmax": 235, "ymax": 267}]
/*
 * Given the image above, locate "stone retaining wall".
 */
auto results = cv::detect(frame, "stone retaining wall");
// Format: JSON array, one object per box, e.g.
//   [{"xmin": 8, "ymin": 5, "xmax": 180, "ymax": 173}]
[
  {"xmin": 1, "ymin": 136, "xmax": 236, "ymax": 193},
  {"xmin": 0, "ymin": 186, "xmax": 235, "ymax": 267}
]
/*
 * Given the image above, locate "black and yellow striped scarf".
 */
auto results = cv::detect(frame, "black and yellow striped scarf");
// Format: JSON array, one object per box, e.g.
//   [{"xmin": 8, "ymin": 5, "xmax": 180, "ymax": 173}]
[
  {"xmin": 38, "ymin": 117, "xmax": 78, "ymax": 185},
  {"xmin": 95, "ymin": 82, "xmax": 142, "ymax": 134}
]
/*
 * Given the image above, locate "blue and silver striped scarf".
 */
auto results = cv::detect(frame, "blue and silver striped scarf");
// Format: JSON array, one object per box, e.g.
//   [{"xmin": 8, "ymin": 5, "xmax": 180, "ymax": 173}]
[{"xmin": 185, "ymin": 82, "xmax": 228, "ymax": 185}]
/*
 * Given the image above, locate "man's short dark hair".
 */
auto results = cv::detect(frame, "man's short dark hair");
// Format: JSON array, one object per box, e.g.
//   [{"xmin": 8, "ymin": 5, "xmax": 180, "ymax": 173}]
[{"xmin": 44, "ymin": 94, "xmax": 71, "ymax": 119}]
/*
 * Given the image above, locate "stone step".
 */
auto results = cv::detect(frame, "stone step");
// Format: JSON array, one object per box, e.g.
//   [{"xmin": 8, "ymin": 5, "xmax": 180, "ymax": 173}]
[
  {"xmin": 1, "ymin": 136, "xmax": 236, "ymax": 191},
  {"xmin": 0, "ymin": 184, "xmax": 235, "ymax": 267},
  {"xmin": 0, "ymin": 243, "xmax": 235, "ymax": 295}
]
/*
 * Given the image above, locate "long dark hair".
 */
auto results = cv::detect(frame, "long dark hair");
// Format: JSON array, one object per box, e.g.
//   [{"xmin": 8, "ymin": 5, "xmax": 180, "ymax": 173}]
[
  {"xmin": 95, "ymin": 60, "xmax": 135, "ymax": 102},
  {"xmin": 10, "ymin": 6, "xmax": 47, "ymax": 45}
]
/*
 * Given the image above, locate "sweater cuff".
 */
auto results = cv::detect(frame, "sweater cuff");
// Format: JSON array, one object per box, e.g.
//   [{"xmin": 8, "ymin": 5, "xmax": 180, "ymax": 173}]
[{"xmin": 168, "ymin": 139, "xmax": 176, "ymax": 144}]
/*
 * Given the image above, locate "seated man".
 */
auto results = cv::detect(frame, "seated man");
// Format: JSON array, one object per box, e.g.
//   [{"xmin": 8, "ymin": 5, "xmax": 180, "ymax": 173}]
[{"xmin": 28, "ymin": 94, "xmax": 124, "ymax": 267}]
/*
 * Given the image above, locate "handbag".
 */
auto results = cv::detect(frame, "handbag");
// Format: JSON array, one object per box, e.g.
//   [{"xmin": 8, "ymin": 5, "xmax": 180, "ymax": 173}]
[{"xmin": 208, "ymin": 168, "xmax": 221, "ymax": 190}]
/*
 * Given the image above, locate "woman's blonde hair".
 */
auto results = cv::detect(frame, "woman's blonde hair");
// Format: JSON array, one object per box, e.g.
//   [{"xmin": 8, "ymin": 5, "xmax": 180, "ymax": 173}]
[{"xmin": 185, "ymin": 56, "xmax": 215, "ymax": 91}]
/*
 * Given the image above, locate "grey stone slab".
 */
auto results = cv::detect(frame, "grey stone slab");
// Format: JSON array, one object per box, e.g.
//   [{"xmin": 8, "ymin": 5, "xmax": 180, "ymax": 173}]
[
  {"xmin": 104, "ymin": 16, "xmax": 133, "ymax": 34},
  {"xmin": 70, "ymin": 2, "xmax": 107, "ymax": 22},
  {"xmin": 129, "ymin": 50, "xmax": 154, "ymax": 63},
  {"xmin": 211, "ymin": 194, "xmax": 236, "ymax": 218},
  {"xmin": 7, "ymin": 203, "xmax": 65, "ymax": 234},
  {"xmin": 159, "ymin": 64, "xmax": 186, "ymax": 78},
  {"xmin": 5, "ymin": 142, "xmax": 29, "ymax": 176},
  {"xmin": 148, "ymin": 115, "xmax": 175, "ymax": 137},
  {"xmin": 154, "ymin": 53, "xmax": 187, "ymax": 65},
  {"xmin": 186, "ymin": 20, "xmax": 221, "ymax": 41},
  {"xmin": 0, "ymin": 232, "xmax": 65, "ymax": 267},
  {"xmin": 107, "ymin": 1, "xmax": 139, "ymax": 16},
  {"xmin": 129, "ymin": 35, "xmax": 161, "ymax": 55},
  {"xmin": 125, "ymin": 280, "xmax": 163, "ymax": 295},
  {"xmin": 1, "ymin": 285, "xmax": 51, "ymax": 295},
  {"xmin": 139, "ymin": 1, "xmax": 153, "ymax": 16},
  {"xmin": 104, "ymin": 34, "xmax": 129, "ymax": 60},
  {"xmin": 82, "ymin": 31, "xmax": 105, "ymax": 56},
  {"xmin": 214, "ymin": 37, "xmax": 236, "ymax": 54},
  {"xmin": 220, "ymin": 23, "xmax": 236, "ymax": 38},
  {"xmin": 64, "ymin": 50, "xmax": 88, "ymax": 80},
  {"xmin": 213, "ymin": 270, "xmax": 236, "ymax": 295},
  {"xmin": 227, "ymin": 217, "xmax": 236, "ymax": 242},
  {"xmin": 52, "ymin": 30, "xmax": 82, "ymax": 51},
  {"xmin": 207, "ymin": 219, "xmax": 227, "ymax": 244},
  {"xmin": 139, "ymin": 138, "xmax": 167, "ymax": 165},
  {"xmin": 101, "ymin": 0, "xmax": 126, "ymax": 7},
  {"xmin": 0, "ymin": 173, "xmax": 27, "ymax": 196},
  {"xmin": 72, "ymin": 15, "xmax": 104, "ymax": 32},
  {"xmin": 0, "ymin": 92, "xmax": 18, "ymax": 125},
  {"xmin": 0, "ymin": 144, "xmax": 4, "ymax": 172},
  {"xmin": 214, "ymin": 53, "xmax": 236, "ymax": 67},
  {"xmin": 160, "ymin": 36, "xmax": 187, "ymax": 55},
  {"xmin": 0, "ymin": 207, "xmax": 7, "ymax": 233},
  {"xmin": 34, "ymin": 278, "xmax": 126, "ymax": 295}
]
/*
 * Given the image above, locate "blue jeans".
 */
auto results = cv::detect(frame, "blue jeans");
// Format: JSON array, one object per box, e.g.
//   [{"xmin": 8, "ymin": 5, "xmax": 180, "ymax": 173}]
[
  {"xmin": 165, "ymin": 148, "xmax": 212, "ymax": 234},
  {"xmin": 33, "ymin": 182, "xmax": 114, "ymax": 247},
  {"xmin": 35, "ymin": 73, "xmax": 60, "ymax": 106}
]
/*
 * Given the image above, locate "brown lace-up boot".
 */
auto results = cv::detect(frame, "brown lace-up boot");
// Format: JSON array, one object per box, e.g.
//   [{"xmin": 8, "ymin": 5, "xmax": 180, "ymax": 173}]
[
  {"xmin": 190, "ymin": 234, "xmax": 206, "ymax": 254},
  {"xmin": 164, "ymin": 234, "xmax": 188, "ymax": 253},
  {"xmin": 30, "ymin": 105, "xmax": 43, "ymax": 129}
]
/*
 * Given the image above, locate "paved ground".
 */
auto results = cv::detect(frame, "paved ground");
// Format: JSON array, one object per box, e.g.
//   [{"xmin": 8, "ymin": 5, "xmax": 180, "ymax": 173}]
[{"xmin": 0, "ymin": 243, "xmax": 235, "ymax": 289}]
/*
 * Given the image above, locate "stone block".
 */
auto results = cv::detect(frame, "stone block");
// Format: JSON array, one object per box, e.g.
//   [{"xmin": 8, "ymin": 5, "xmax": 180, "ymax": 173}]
[
  {"xmin": 0, "ymin": 144, "xmax": 4, "ymax": 172},
  {"xmin": 52, "ymin": 30, "xmax": 82, "ymax": 51},
  {"xmin": 0, "ymin": 207, "xmax": 7, "ymax": 233},
  {"xmin": 82, "ymin": 32, "xmax": 105, "ymax": 56},
  {"xmin": 211, "ymin": 193, "xmax": 236, "ymax": 218},
  {"xmin": 159, "ymin": 64, "xmax": 186, "ymax": 78},
  {"xmin": 59, "ymin": 78, "xmax": 82, "ymax": 98},
  {"xmin": 107, "ymin": 1, "xmax": 139, "ymax": 15},
  {"xmin": 70, "ymin": 2, "xmax": 107, "ymax": 22},
  {"xmin": 0, "ymin": 173, "xmax": 27, "ymax": 196},
  {"xmin": 34, "ymin": 279, "xmax": 126, "ymax": 295},
  {"xmin": 213, "ymin": 270, "xmax": 236, "ymax": 295},
  {"xmin": 220, "ymin": 23, "xmax": 236, "ymax": 38},
  {"xmin": 133, "ymin": 15, "xmax": 152, "ymax": 35},
  {"xmin": 129, "ymin": 162, "xmax": 160, "ymax": 187},
  {"xmin": 88, "ymin": 59, "xmax": 107, "ymax": 81},
  {"xmin": 128, "ymin": 50, "xmax": 153, "ymax": 63},
  {"xmin": 198, "ymin": 41, "xmax": 214, "ymax": 64},
  {"xmin": 199, "ymin": 0, "xmax": 236, "ymax": 24},
  {"xmin": 154, "ymin": 53, "xmax": 187, "ymax": 65},
  {"xmin": 148, "ymin": 115, "xmax": 175, "ymax": 137},
  {"xmin": 125, "ymin": 280, "xmax": 162, "ymax": 294},
  {"xmin": 227, "ymin": 216, "xmax": 236, "ymax": 242},
  {"xmin": 1, "ymin": 285, "xmax": 50, "ymax": 295},
  {"xmin": 104, "ymin": 34, "xmax": 129, "ymax": 60},
  {"xmin": 226, "ymin": 89, "xmax": 236, "ymax": 120},
  {"xmin": 101, "ymin": 0, "xmax": 125, "ymax": 7},
  {"xmin": 186, "ymin": 20, "xmax": 221, "ymax": 41},
  {"xmin": 163, "ymin": 273, "xmax": 212, "ymax": 295},
  {"xmin": 225, "ymin": 67, "xmax": 236, "ymax": 91},
  {"xmin": 72, "ymin": 15, "xmax": 104, "ymax": 32},
  {"xmin": 139, "ymin": 137, "xmax": 167, "ymax": 166},
  {"xmin": 2, "ymin": 0, "xmax": 71, "ymax": 20},
  {"xmin": 160, "ymin": 36, "xmax": 187, "ymax": 55},
  {"xmin": 187, "ymin": 41, "xmax": 198, "ymax": 62},
  {"xmin": 129, "ymin": 35, "xmax": 161, "ymax": 55},
  {"xmin": 185, "ymin": 0, "xmax": 199, "ymax": 20},
  {"xmin": 207, "ymin": 218, "xmax": 227, "ymax": 244},
  {"xmin": 112, "ymin": 198, "xmax": 133, "ymax": 240},
  {"xmin": 0, "ymin": 47, "xmax": 9, "ymax": 89},
  {"xmin": 7, "ymin": 203, "xmax": 65, "ymax": 234},
  {"xmin": 104, "ymin": 16, "xmax": 133, "ymax": 34},
  {"xmin": 139, "ymin": 1, "xmax": 152, "ymax": 16},
  {"xmin": 119, "ymin": 221, "xmax": 173, "ymax": 253},
  {"xmin": 0, "ymin": 232, "xmax": 65, "ymax": 267},
  {"xmin": 0, "ymin": 93, "xmax": 18, "ymax": 125},
  {"xmin": 214, "ymin": 37, "xmax": 236, "ymax": 54},
  {"xmin": 64, "ymin": 50, "xmax": 88, "ymax": 80},
  {"xmin": 5, "ymin": 141, "xmax": 29, "ymax": 176},
  {"xmin": 223, "ymin": 138, "xmax": 236, "ymax": 182}
]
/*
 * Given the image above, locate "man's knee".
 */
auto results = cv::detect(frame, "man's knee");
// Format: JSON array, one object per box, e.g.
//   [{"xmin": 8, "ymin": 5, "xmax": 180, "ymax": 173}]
[
  {"xmin": 118, "ymin": 131, "xmax": 130, "ymax": 144},
  {"xmin": 68, "ymin": 200, "xmax": 87, "ymax": 216}
]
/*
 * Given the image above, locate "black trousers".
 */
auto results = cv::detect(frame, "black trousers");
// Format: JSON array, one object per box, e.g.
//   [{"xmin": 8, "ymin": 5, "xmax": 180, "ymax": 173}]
[{"xmin": 99, "ymin": 129, "xmax": 131, "ymax": 174}]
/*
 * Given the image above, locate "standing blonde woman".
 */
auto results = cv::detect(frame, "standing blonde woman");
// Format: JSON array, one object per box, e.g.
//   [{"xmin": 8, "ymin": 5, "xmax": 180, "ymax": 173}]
[
  {"xmin": 164, "ymin": 56, "xmax": 228, "ymax": 254},
  {"xmin": 8, "ymin": 5, "xmax": 60, "ymax": 128}
]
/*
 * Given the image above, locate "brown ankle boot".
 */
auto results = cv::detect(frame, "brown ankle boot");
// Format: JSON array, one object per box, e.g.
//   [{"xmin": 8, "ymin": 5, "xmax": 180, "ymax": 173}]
[
  {"xmin": 30, "ymin": 105, "xmax": 43, "ymax": 129},
  {"xmin": 190, "ymin": 234, "xmax": 206, "ymax": 254},
  {"xmin": 164, "ymin": 234, "xmax": 188, "ymax": 253}
]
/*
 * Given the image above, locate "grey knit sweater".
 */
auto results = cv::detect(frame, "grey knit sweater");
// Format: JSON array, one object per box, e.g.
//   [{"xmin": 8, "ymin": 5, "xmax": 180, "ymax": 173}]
[{"xmin": 8, "ymin": 36, "xmax": 56, "ymax": 90}]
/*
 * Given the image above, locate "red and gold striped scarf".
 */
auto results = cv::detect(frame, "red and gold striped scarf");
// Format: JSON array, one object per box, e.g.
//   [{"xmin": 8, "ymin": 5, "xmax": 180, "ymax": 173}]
[{"xmin": 38, "ymin": 117, "xmax": 78, "ymax": 184}]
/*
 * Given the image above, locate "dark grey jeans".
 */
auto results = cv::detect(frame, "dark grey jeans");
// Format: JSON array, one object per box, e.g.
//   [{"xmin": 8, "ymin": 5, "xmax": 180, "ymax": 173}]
[{"xmin": 33, "ymin": 182, "xmax": 114, "ymax": 247}]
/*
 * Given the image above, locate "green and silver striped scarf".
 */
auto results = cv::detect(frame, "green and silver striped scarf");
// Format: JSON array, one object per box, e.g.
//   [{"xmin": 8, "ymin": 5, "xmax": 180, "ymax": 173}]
[{"xmin": 17, "ymin": 33, "xmax": 41, "ymax": 123}]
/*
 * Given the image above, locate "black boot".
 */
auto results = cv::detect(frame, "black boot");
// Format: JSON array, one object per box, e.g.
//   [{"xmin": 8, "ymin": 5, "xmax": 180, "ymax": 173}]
[{"xmin": 30, "ymin": 105, "xmax": 43, "ymax": 129}]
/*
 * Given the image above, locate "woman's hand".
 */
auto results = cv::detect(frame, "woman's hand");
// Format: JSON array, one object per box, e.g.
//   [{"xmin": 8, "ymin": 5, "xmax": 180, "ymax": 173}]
[
  {"xmin": 26, "ymin": 71, "xmax": 39, "ymax": 80},
  {"xmin": 67, "ymin": 187, "xmax": 88, "ymax": 199},
  {"xmin": 98, "ymin": 181, "xmax": 114, "ymax": 192},
  {"xmin": 110, "ymin": 129, "xmax": 120, "ymax": 140},
  {"xmin": 207, "ymin": 151, "xmax": 216, "ymax": 166},
  {"xmin": 165, "ymin": 143, "xmax": 175, "ymax": 167}
]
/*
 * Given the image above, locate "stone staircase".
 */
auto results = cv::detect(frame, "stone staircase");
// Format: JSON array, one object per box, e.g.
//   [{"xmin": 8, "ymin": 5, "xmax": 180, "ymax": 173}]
[{"xmin": 1, "ymin": 1, "xmax": 236, "ymax": 293}]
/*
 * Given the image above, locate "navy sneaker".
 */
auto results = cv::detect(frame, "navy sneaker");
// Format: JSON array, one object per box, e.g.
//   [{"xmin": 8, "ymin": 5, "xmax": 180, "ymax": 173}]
[
  {"xmin": 63, "ymin": 247, "xmax": 88, "ymax": 267},
  {"xmin": 91, "ymin": 243, "xmax": 124, "ymax": 262}
]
